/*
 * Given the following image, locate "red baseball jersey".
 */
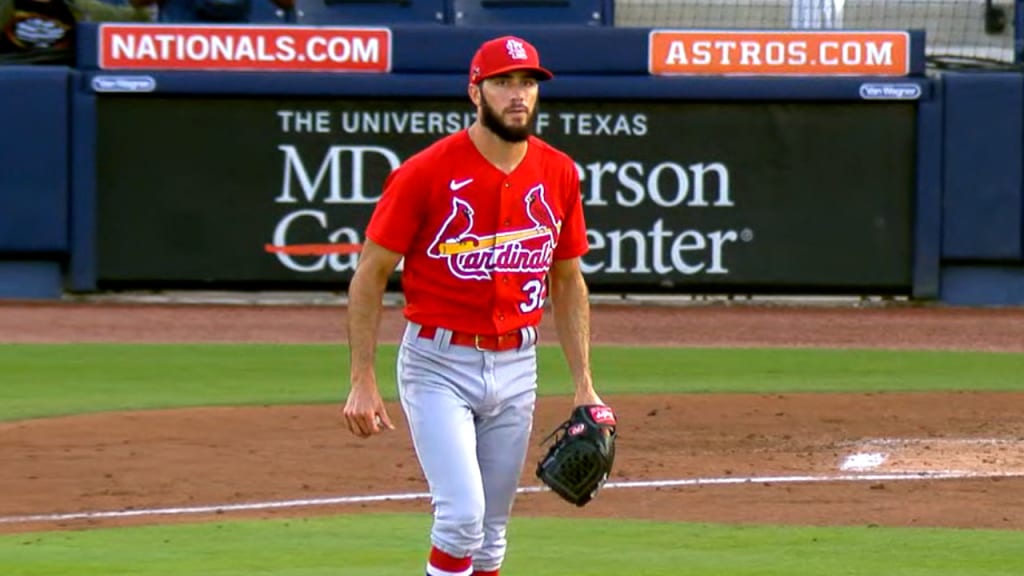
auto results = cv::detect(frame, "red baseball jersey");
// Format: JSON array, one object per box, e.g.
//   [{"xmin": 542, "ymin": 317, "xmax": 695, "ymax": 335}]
[{"xmin": 365, "ymin": 130, "xmax": 589, "ymax": 335}]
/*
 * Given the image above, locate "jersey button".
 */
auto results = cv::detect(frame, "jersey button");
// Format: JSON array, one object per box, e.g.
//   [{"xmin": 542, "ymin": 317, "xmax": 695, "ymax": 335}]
[
  {"xmin": 499, "ymin": 314, "xmax": 505, "ymax": 321},
  {"xmin": 502, "ymin": 277, "xmax": 509, "ymax": 284},
  {"xmin": 503, "ymin": 219, "xmax": 511, "ymax": 226},
  {"xmin": 503, "ymin": 182, "xmax": 510, "ymax": 188}
]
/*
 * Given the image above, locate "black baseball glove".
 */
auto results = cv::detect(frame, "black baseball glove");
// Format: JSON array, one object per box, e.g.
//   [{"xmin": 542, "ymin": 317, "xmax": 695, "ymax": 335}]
[{"xmin": 535, "ymin": 404, "xmax": 617, "ymax": 507}]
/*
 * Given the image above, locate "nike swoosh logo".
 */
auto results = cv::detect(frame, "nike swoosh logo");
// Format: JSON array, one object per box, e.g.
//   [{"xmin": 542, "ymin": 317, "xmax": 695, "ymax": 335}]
[{"xmin": 449, "ymin": 178, "xmax": 474, "ymax": 191}]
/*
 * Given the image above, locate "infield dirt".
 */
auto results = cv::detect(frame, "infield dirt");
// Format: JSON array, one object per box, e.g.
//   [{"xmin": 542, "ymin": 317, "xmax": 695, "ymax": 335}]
[{"xmin": 2, "ymin": 301, "xmax": 1023, "ymax": 533}]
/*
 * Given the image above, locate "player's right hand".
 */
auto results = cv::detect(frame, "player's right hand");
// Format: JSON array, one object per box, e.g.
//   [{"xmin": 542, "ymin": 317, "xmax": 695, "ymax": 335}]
[{"xmin": 343, "ymin": 380, "xmax": 395, "ymax": 438}]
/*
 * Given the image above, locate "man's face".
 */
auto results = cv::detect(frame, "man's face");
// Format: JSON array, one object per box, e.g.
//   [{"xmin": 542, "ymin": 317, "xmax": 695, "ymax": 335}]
[{"xmin": 477, "ymin": 72, "xmax": 540, "ymax": 143}]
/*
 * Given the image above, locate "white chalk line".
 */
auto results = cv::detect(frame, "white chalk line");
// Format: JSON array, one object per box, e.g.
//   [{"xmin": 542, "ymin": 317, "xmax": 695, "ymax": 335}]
[
  {"xmin": 3, "ymin": 470, "xmax": 1023, "ymax": 526},
  {"xmin": 839, "ymin": 437, "xmax": 1024, "ymax": 447}
]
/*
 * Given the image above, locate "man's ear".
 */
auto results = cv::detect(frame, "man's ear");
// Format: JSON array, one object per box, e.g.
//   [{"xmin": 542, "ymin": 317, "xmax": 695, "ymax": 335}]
[{"xmin": 468, "ymin": 83, "xmax": 481, "ymax": 107}]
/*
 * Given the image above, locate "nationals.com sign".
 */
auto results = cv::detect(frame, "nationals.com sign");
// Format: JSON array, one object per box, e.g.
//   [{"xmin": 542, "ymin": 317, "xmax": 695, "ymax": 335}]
[{"xmin": 98, "ymin": 24, "xmax": 391, "ymax": 72}]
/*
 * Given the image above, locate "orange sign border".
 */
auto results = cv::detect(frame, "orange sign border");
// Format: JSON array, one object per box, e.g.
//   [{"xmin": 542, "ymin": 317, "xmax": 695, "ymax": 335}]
[
  {"xmin": 98, "ymin": 24, "xmax": 393, "ymax": 73},
  {"xmin": 649, "ymin": 29, "xmax": 911, "ymax": 77}
]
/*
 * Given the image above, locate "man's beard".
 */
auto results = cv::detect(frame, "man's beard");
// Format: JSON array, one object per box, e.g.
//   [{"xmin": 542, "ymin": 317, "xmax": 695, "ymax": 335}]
[{"xmin": 480, "ymin": 91, "xmax": 537, "ymax": 143}]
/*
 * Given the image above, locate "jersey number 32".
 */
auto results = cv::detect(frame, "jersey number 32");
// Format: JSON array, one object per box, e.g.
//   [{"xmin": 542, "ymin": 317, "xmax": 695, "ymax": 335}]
[{"xmin": 519, "ymin": 279, "xmax": 546, "ymax": 313}]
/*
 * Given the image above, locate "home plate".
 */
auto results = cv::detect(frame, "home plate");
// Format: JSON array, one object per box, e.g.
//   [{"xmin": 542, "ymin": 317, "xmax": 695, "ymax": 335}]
[{"xmin": 841, "ymin": 452, "xmax": 888, "ymax": 471}]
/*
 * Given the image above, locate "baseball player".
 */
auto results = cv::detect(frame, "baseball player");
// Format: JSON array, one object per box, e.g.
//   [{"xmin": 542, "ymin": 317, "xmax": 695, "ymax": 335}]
[{"xmin": 343, "ymin": 35, "xmax": 607, "ymax": 576}]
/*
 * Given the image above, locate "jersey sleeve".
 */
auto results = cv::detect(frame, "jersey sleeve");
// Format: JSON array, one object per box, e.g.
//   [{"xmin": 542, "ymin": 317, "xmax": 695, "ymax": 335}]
[
  {"xmin": 365, "ymin": 163, "xmax": 428, "ymax": 255},
  {"xmin": 553, "ymin": 163, "xmax": 590, "ymax": 260}
]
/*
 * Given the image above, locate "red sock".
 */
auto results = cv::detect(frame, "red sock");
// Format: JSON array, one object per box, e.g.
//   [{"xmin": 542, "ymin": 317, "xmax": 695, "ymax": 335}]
[
  {"xmin": 473, "ymin": 571, "xmax": 499, "ymax": 576},
  {"xmin": 427, "ymin": 546, "xmax": 472, "ymax": 576}
]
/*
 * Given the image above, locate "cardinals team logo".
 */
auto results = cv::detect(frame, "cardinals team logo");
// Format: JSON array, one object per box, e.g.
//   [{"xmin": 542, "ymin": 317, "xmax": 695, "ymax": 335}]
[
  {"xmin": 428, "ymin": 184, "xmax": 560, "ymax": 280},
  {"xmin": 505, "ymin": 39, "xmax": 528, "ymax": 60}
]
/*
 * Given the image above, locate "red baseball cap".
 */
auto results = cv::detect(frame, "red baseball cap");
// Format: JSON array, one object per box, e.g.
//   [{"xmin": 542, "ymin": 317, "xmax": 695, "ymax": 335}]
[{"xmin": 469, "ymin": 36, "xmax": 554, "ymax": 85}]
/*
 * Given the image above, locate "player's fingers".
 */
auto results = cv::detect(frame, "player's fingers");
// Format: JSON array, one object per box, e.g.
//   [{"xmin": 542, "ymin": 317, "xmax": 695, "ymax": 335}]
[
  {"xmin": 377, "ymin": 409, "xmax": 396, "ymax": 430},
  {"xmin": 341, "ymin": 407, "xmax": 354, "ymax": 433},
  {"xmin": 344, "ymin": 414, "xmax": 362, "ymax": 437},
  {"xmin": 344, "ymin": 409, "xmax": 372, "ymax": 438},
  {"xmin": 357, "ymin": 412, "xmax": 377, "ymax": 437},
  {"xmin": 341, "ymin": 404, "xmax": 359, "ymax": 434}
]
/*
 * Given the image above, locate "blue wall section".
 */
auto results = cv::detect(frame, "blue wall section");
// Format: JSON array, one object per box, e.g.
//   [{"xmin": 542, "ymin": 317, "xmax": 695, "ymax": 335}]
[
  {"xmin": 0, "ymin": 66, "xmax": 71, "ymax": 253},
  {"xmin": 941, "ymin": 71, "xmax": 1024, "ymax": 261},
  {"xmin": 941, "ymin": 265, "xmax": 1024, "ymax": 306},
  {"xmin": 0, "ymin": 262, "xmax": 63, "ymax": 299},
  {"xmin": 68, "ymin": 80, "xmax": 98, "ymax": 293},
  {"xmin": 77, "ymin": 70, "xmax": 932, "ymax": 100},
  {"xmin": 73, "ymin": 24, "xmax": 929, "ymax": 76},
  {"xmin": 913, "ymin": 79, "xmax": 944, "ymax": 300}
]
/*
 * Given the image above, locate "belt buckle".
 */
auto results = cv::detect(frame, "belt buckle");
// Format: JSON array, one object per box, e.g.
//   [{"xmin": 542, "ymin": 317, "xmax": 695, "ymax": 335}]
[{"xmin": 474, "ymin": 334, "xmax": 485, "ymax": 351}]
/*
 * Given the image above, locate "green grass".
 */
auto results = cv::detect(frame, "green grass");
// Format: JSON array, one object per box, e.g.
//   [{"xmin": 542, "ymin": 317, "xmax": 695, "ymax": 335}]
[
  {"xmin": 1, "ymin": 344, "xmax": 1022, "ymax": 421},
  {"xmin": 0, "ymin": 514, "xmax": 1020, "ymax": 576},
  {"xmin": 3, "ymin": 344, "xmax": 1022, "ymax": 574}
]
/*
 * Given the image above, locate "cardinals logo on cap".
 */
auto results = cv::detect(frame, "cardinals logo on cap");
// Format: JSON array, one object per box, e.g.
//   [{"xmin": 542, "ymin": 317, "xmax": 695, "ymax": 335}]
[
  {"xmin": 469, "ymin": 35, "xmax": 554, "ymax": 84},
  {"xmin": 505, "ymin": 39, "xmax": 528, "ymax": 60}
]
